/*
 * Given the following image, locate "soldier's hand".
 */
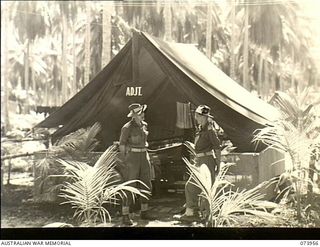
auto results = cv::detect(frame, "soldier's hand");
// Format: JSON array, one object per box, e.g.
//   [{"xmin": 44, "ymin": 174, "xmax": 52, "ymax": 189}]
[
  {"xmin": 215, "ymin": 165, "xmax": 220, "ymax": 174},
  {"xmin": 194, "ymin": 157, "xmax": 199, "ymax": 165},
  {"xmin": 117, "ymin": 152, "xmax": 126, "ymax": 163}
]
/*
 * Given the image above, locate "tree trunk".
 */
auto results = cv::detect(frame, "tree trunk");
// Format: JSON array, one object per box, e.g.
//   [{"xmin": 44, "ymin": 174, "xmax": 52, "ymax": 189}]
[
  {"xmin": 243, "ymin": 5, "xmax": 249, "ymax": 89},
  {"xmin": 295, "ymin": 161, "xmax": 303, "ymax": 223},
  {"xmin": 31, "ymin": 51, "xmax": 36, "ymax": 93},
  {"xmin": 31, "ymin": 66, "xmax": 36, "ymax": 107},
  {"xmin": 279, "ymin": 43, "xmax": 283, "ymax": 91},
  {"xmin": 291, "ymin": 47, "xmax": 295, "ymax": 92},
  {"xmin": 24, "ymin": 41, "xmax": 30, "ymax": 92},
  {"xmin": 230, "ymin": 0, "xmax": 236, "ymax": 79},
  {"xmin": 164, "ymin": 1, "xmax": 172, "ymax": 41},
  {"xmin": 296, "ymin": 179, "xmax": 302, "ymax": 222},
  {"xmin": 1, "ymin": 2, "xmax": 10, "ymax": 131},
  {"xmin": 62, "ymin": 13, "xmax": 68, "ymax": 103},
  {"xmin": 271, "ymin": 62, "xmax": 276, "ymax": 93},
  {"xmin": 258, "ymin": 50, "xmax": 264, "ymax": 97},
  {"xmin": 102, "ymin": 2, "xmax": 112, "ymax": 68},
  {"xmin": 30, "ymin": 42, "xmax": 36, "ymax": 95},
  {"xmin": 307, "ymin": 158, "xmax": 315, "ymax": 204},
  {"xmin": 52, "ymin": 55, "xmax": 59, "ymax": 106},
  {"xmin": 84, "ymin": 2, "xmax": 91, "ymax": 85},
  {"xmin": 206, "ymin": 2, "xmax": 213, "ymax": 59},
  {"xmin": 72, "ymin": 20, "xmax": 77, "ymax": 95},
  {"xmin": 132, "ymin": 30, "xmax": 139, "ymax": 83},
  {"xmin": 45, "ymin": 77, "xmax": 49, "ymax": 106},
  {"xmin": 264, "ymin": 57, "xmax": 269, "ymax": 99}
]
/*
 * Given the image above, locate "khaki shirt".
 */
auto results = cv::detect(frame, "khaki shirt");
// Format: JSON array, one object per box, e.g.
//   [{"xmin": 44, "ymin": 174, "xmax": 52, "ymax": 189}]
[
  {"xmin": 119, "ymin": 120, "xmax": 149, "ymax": 149},
  {"xmin": 195, "ymin": 122, "xmax": 221, "ymax": 154}
]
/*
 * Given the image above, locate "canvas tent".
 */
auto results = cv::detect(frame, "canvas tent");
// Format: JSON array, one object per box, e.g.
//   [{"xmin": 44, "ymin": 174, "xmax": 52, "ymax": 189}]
[{"xmin": 36, "ymin": 31, "xmax": 280, "ymax": 152}]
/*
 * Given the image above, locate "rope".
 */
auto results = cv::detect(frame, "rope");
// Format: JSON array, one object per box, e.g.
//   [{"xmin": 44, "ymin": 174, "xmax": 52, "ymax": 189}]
[
  {"xmin": 1, "ymin": 138, "xmax": 47, "ymax": 143},
  {"xmin": 147, "ymin": 142, "xmax": 183, "ymax": 153},
  {"xmin": 1, "ymin": 150, "xmax": 48, "ymax": 161}
]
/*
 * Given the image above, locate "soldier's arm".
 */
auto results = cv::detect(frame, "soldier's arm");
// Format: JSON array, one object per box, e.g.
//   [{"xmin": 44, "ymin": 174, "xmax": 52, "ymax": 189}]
[
  {"xmin": 119, "ymin": 125, "xmax": 130, "ymax": 161},
  {"xmin": 208, "ymin": 125, "xmax": 221, "ymax": 172},
  {"xmin": 208, "ymin": 125, "xmax": 221, "ymax": 150}
]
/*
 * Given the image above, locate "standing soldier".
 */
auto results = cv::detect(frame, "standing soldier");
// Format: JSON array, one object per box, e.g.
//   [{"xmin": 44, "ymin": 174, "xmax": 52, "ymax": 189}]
[
  {"xmin": 179, "ymin": 105, "xmax": 221, "ymax": 222},
  {"xmin": 119, "ymin": 103, "xmax": 156, "ymax": 226}
]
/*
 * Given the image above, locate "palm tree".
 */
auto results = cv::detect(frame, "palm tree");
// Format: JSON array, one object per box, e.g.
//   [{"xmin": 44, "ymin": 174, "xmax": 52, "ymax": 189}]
[
  {"xmin": 55, "ymin": 2, "xmax": 82, "ymax": 104},
  {"xmin": 163, "ymin": 1, "xmax": 172, "ymax": 41},
  {"xmin": 1, "ymin": 2, "xmax": 10, "ymax": 132},
  {"xmin": 7, "ymin": 3, "xmax": 57, "ymax": 107},
  {"xmin": 70, "ymin": 1, "xmax": 78, "ymax": 97},
  {"xmin": 253, "ymin": 89, "xmax": 320, "ymax": 222},
  {"xmin": 243, "ymin": 4, "xmax": 249, "ymax": 89},
  {"xmin": 12, "ymin": 2, "xmax": 46, "ymax": 94},
  {"xmin": 101, "ymin": 1, "xmax": 113, "ymax": 67},
  {"xmin": 59, "ymin": 2, "xmax": 69, "ymax": 104},
  {"xmin": 230, "ymin": 0, "xmax": 236, "ymax": 80},
  {"xmin": 84, "ymin": 2, "xmax": 91, "ymax": 85},
  {"xmin": 227, "ymin": 0, "xmax": 312, "ymax": 96},
  {"xmin": 206, "ymin": 2, "xmax": 213, "ymax": 58}
]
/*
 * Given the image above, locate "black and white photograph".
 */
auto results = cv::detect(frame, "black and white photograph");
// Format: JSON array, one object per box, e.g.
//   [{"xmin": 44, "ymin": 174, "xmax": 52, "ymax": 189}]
[{"xmin": 1, "ymin": 0, "xmax": 320, "ymax": 240}]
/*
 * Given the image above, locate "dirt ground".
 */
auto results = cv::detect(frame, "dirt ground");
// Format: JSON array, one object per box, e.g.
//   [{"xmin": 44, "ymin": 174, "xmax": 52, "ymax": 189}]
[
  {"xmin": 2, "ymin": 172, "xmax": 320, "ymax": 228},
  {"xmin": 1, "ymin": 182, "xmax": 202, "ymax": 228},
  {"xmin": 1, "ymin": 184, "xmax": 75, "ymax": 228}
]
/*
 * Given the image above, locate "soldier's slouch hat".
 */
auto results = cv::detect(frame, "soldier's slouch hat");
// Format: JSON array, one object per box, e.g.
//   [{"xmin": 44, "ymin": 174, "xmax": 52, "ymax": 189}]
[
  {"xmin": 127, "ymin": 103, "xmax": 147, "ymax": 117},
  {"xmin": 195, "ymin": 105, "xmax": 213, "ymax": 118}
]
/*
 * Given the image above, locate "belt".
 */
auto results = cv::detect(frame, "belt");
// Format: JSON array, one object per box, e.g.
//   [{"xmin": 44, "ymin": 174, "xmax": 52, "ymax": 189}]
[
  {"xmin": 128, "ymin": 147, "xmax": 147, "ymax": 152},
  {"xmin": 196, "ymin": 150, "xmax": 216, "ymax": 158}
]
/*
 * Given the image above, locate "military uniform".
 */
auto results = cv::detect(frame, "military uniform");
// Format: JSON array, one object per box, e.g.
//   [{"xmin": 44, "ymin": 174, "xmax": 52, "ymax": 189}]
[
  {"xmin": 185, "ymin": 121, "xmax": 221, "ymax": 210},
  {"xmin": 119, "ymin": 119, "xmax": 152, "ymax": 200},
  {"xmin": 119, "ymin": 103, "xmax": 157, "ymax": 225}
]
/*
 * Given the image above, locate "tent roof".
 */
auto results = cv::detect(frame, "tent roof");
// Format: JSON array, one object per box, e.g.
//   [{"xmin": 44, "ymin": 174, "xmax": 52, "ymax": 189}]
[
  {"xmin": 36, "ymin": 31, "xmax": 280, "ymax": 152},
  {"xmin": 144, "ymin": 32, "xmax": 279, "ymax": 125}
]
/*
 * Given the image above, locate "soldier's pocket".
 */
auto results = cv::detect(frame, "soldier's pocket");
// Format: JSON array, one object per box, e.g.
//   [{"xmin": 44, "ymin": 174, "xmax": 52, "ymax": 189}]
[{"xmin": 130, "ymin": 133, "xmax": 142, "ymax": 144}]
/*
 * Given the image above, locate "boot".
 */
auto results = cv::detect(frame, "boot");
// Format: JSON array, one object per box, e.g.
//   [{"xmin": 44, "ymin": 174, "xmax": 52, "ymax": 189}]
[
  {"xmin": 140, "ymin": 210, "xmax": 157, "ymax": 221},
  {"xmin": 178, "ymin": 213, "xmax": 200, "ymax": 223},
  {"xmin": 174, "ymin": 208, "xmax": 200, "ymax": 223},
  {"xmin": 121, "ymin": 215, "xmax": 133, "ymax": 226}
]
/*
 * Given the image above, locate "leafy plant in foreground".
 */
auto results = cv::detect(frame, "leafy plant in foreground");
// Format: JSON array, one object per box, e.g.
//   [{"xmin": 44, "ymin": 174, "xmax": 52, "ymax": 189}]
[
  {"xmin": 183, "ymin": 158, "xmax": 279, "ymax": 227},
  {"xmin": 35, "ymin": 122, "xmax": 103, "ymax": 199},
  {"xmin": 253, "ymin": 88, "xmax": 320, "ymax": 222},
  {"xmin": 58, "ymin": 145, "xmax": 150, "ymax": 226}
]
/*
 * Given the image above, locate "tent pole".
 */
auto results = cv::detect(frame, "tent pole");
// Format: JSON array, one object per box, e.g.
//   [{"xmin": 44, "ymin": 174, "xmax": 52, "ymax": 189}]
[{"xmin": 132, "ymin": 30, "xmax": 140, "ymax": 83}]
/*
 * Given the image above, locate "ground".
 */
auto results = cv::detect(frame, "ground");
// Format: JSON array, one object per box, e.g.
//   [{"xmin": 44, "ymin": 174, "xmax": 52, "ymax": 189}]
[
  {"xmin": 1, "ymin": 184, "xmax": 77, "ymax": 228},
  {"xmin": 2, "ymin": 171, "xmax": 320, "ymax": 228},
  {"xmin": 1, "ymin": 183, "xmax": 204, "ymax": 228},
  {"xmin": 1, "ymin": 172, "xmax": 202, "ymax": 228}
]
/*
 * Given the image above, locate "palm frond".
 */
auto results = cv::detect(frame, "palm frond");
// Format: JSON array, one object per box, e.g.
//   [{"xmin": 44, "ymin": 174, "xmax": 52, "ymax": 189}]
[
  {"xmin": 55, "ymin": 122, "xmax": 102, "ymax": 155},
  {"xmin": 255, "ymin": 89, "xmax": 319, "ymax": 222},
  {"xmin": 57, "ymin": 146, "xmax": 150, "ymax": 225},
  {"xmin": 183, "ymin": 157, "xmax": 280, "ymax": 227}
]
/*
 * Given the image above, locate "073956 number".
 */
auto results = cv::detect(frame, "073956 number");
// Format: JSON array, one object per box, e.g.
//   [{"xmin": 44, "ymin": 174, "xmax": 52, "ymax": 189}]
[{"xmin": 300, "ymin": 241, "xmax": 319, "ymax": 246}]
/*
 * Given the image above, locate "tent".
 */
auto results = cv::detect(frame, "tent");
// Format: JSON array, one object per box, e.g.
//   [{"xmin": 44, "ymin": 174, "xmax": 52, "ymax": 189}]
[{"xmin": 36, "ymin": 31, "xmax": 280, "ymax": 152}]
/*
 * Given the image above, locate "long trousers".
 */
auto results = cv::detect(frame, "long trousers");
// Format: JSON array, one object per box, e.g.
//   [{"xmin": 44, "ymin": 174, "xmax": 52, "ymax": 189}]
[
  {"xmin": 122, "ymin": 151, "xmax": 152, "ymax": 206},
  {"xmin": 185, "ymin": 155, "xmax": 217, "ymax": 210}
]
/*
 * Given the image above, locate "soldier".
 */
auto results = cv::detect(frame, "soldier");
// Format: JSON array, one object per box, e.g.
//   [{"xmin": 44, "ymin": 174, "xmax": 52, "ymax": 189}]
[
  {"xmin": 180, "ymin": 105, "xmax": 221, "ymax": 222},
  {"xmin": 119, "ymin": 103, "xmax": 156, "ymax": 226}
]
